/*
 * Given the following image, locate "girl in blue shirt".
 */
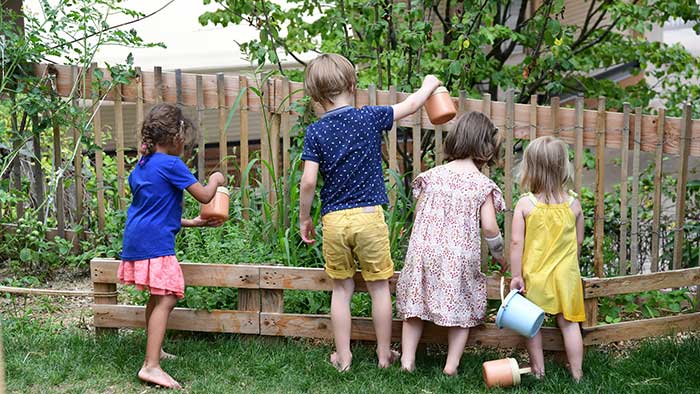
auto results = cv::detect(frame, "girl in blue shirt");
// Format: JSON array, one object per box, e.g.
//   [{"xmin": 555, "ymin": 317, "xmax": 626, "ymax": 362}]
[{"xmin": 118, "ymin": 103, "xmax": 226, "ymax": 389}]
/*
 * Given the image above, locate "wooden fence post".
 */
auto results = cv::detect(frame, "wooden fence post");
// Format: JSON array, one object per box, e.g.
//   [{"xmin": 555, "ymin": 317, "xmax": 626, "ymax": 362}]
[
  {"xmin": 239, "ymin": 76, "xmax": 250, "ymax": 220},
  {"xmin": 281, "ymin": 77, "xmax": 292, "ymax": 227},
  {"xmin": 480, "ymin": 92, "xmax": 491, "ymax": 271},
  {"xmin": 651, "ymin": 108, "xmax": 665, "ymax": 272},
  {"xmin": 412, "ymin": 101, "xmax": 422, "ymax": 180},
  {"xmin": 529, "ymin": 94, "xmax": 537, "ymax": 141},
  {"xmin": 630, "ymin": 107, "xmax": 642, "ymax": 274},
  {"xmin": 70, "ymin": 65, "xmax": 84, "ymax": 229},
  {"xmin": 619, "ymin": 103, "xmax": 631, "ymax": 275},
  {"xmin": 11, "ymin": 134, "xmax": 24, "ymax": 220},
  {"xmin": 50, "ymin": 70, "xmax": 66, "ymax": 238},
  {"xmin": 217, "ymin": 73, "xmax": 227, "ymax": 176},
  {"xmin": 574, "ymin": 94, "xmax": 584, "ymax": 197},
  {"xmin": 673, "ymin": 104, "xmax": 692, "ymax": 270},
  {"xmin": 196, "ymin": 75, "xmax": 205, "ymax": 182},
  {"xmin": 504, "ymin": 89, "xmax": 515, "ymax": 262},
  {"xmin": 154, "ymin": 66, "xmax": 163, "ymax": 104},
  {"xmin": 551, "ymin": 96, "xmax": 560, "ymax": 137},
  {"xmin": 135, "ymin": 67, "xmax": 144, "ymax": 141},
  {"xmin": 388, "ymin": 85, "xmax": 398, "ymax": 206},
  {"xmin": 92, "ymin": 63, "xmax": 105, "ymax": 232},
  {"xmin": 31, "ymin": 116, "xmax": 45, "ymax": 222},
  {"xmin": 593, "ymin": 97, "xmax": 606, "ymax": 278},
  {"xmin": 270, "ymin": 79, "xmax": 281, "ymax": 211},
  {"xmin": 114, "ymin": 83, "xmax": 126, "ymax": 211},
  {"xmin": 93, "ymin": 281, "xmax": 117, "ymax": 336}
]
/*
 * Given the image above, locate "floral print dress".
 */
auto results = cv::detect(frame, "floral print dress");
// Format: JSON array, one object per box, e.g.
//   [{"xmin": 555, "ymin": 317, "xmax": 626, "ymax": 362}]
[{"xmin": 396, "ymin": 165, "xmax": 505, "ymax": 328}]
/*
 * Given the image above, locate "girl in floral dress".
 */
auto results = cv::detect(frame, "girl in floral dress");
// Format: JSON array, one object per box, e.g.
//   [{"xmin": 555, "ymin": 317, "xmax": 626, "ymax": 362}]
[{"xmin": 396, "ymin": 111, "xmax": 506, "ymax": 376}]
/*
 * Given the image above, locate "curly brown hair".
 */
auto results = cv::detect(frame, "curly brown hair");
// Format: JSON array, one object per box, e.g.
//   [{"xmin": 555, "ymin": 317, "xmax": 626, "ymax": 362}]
[{"xmin": 139, "ymin": 103, "xmax": 195, "ymax": 155}]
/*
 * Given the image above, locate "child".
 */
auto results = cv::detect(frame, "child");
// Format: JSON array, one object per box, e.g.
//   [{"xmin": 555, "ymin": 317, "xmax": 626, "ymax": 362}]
[
  {"xmin": 396, "ymin": 111, "xmax": 506, "ymax": 376},
  {"xmin": 509, "ymin": 136, "xmax": 586, "ymax": 381},
  {"xmin": 118, "ymin": 103, "xmax": 226, "ymax": 389},
  {"xmin": 298, "ymin": 53, "xmax": 441, "ymax": 371}
]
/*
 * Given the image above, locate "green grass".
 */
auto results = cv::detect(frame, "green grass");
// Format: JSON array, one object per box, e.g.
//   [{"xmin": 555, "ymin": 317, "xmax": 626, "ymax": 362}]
[{"xmin": 4, "ymin": 317, "xmax": 700, "ymax": 394}]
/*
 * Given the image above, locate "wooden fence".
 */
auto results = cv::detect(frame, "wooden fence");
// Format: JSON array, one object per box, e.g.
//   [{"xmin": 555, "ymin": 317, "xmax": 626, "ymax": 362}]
[
  {"xmin": 3, "ymin": 63, "xmax": 700, "ymax": 278},
  {"xmin": 91, "ymin": 258, "xmax": 700, "ymax": 349}
]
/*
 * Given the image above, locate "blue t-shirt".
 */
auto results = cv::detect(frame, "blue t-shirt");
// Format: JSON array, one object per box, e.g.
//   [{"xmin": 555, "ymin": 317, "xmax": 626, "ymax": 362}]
[
  {"xmin": 301, "ymin": 105, "xmax": 394, "ymax": 216},
  {"xmin": 120, "ymin": 152, "xmax": 197, "ymax": 261}
]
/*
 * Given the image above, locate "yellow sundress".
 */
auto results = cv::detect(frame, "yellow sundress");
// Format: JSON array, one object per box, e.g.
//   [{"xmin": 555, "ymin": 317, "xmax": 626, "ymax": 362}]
[{"xmin": 522, "ymin": 192, "xmax": 586, "ymax": 322}]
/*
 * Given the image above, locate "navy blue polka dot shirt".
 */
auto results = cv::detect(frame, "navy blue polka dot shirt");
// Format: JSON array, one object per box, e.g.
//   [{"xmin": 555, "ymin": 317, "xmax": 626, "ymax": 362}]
[{"xmin": 302, "ymin": 105, "xmax": 394, "ymax": 216}]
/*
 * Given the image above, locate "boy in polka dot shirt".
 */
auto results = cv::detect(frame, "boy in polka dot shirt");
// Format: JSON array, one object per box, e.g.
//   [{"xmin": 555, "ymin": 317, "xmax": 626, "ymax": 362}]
[{"xmin": 299, "ymin": 53, "xmax": 441, "ymax": 371}]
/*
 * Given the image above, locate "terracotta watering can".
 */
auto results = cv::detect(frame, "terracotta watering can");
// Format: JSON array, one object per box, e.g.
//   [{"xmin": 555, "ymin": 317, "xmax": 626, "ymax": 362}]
[
  {"xmin": 200, "ymin": 186, "xmax": 230, "ymax": 221},
  {"xmin": 482, "ymin": 357, "xmax": 531, "ymax": 388},
  {"xmin": 425, "ymin": 86, "xmax": 457, "ymax": 125}
]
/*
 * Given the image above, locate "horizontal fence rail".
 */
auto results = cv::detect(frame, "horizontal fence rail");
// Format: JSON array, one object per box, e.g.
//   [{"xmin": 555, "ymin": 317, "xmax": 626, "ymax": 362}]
[{"xmin": 90, "ymin": 259, "xmax": 700, "ymax": 351}]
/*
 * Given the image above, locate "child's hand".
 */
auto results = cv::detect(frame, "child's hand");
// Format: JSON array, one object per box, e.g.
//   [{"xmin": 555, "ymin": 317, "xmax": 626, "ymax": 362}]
[
  {"xmin": 187, "ymin": 216, "xmax": 224, "ymax": 227},
  {"xmin": 300, "ymin": 217, "xmax": 316, "ymax": 244},
  {"xmin": 422, "ymin": 75, "xmax": 441, "ymax": 91},
  {"xmin": 494, "ymin": 257, "xmax": 508, "ymax": 275},
  {"xmin": 209, "ymin": 171, "xmax": 226, "ymax": 186},
  {"xmin": 510, "ymin": 276, "xmax": 525, "ymax": 293}
]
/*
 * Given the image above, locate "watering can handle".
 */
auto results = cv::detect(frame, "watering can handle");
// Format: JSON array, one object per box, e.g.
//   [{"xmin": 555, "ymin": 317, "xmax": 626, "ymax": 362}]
[{"xmin": 500, "ymin": 276, "xmax": 505, "ymax": 302}]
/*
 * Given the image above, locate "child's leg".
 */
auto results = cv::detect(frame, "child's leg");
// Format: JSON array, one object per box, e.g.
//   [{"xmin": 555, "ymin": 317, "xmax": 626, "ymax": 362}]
[
  {"xmin": 556, "ymin": 314, "xmax": 584, "ymax": 381},
  {"xmin": 443, "ymin": 327, "xmax": 469, "ymax": 376},
  {"xmin": 526, "ymin": 331, "xmax": 545, "ymax": 377},
  {"xmin": 138, "ymin": 295, "xmax": 181, "ymax": 388},
  {"xmin": 330, "ymin": 278, "xmax": 355, "ymax": 371},
  {"xmin": 365, "ymin": 279, "xmax": 399, "ymax": 368},
  {"xmin": 145, "ymin": 297, "xmax": 176, "ymax": 360},
  {"xmin": 400, "ymin": 318, "xmax": 424, "ymax": 371}
]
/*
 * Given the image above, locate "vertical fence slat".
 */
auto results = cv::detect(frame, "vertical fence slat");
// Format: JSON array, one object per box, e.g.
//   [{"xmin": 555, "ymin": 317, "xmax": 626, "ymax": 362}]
[
  {"xmin": 619, "ymin": 103, "xmax": 631, "ymax": 275},
  {"xmin": 269, "ymin": 79, "xmax": 280, "ymax": 210},
  {"xmin": 114, "ymin": 84, "xmax": 126, "ymax": 211},
  {"xmin": 260, "ymin": 79, "xmax": 272, "ymax": 207},
  {"xmin": 11, "ymin": 133, "xmax": 24, "ymax": 220},
  {"xmin": 71, "ymin": 65, "xmax": 83, "ymax": 228},
  {"xmin": 239, "ymin": 76, "xmax": 250, "ymax": 219},
  {"xmin": 175, "ymin": 69, "xmax": 183, "ymax": 108},
  {"xmin": 31, "ymin": 116, "xmax": 45, "ymax": 222},
  {"xmin": 651, "ymin": 108, "xmax": 665, "ymax": 272},
  {"xmin": 529, "ymin": 94, "xmax": 537, "ymax": 141},
  {"xmin": 504, "ymin": 89, "xmax": 515, "ymax": 262},
  {"xmin": 673, "ymin": 104, "xmax": 691, "ymax": 270},
  {"xmin": 135, "ymin": 67, "xmax": 144, "ymax": 135},
  {"xmin": 282, "ymin": 78, "xmax": 292, "ymax": 226},
  {"xmin": 412, "ymin": 105, "xmax": 422, "ymax": 180},
  {"xmin": 92, "ymin": 63, "xmax": 105, "ymax": 232},
  {"xmin": 196, "ymin": 75, "xmax": 205, "ymax": 182},
  {"xmin": 551, "ymin": 96, "xmax": 560, "ymax": 137},
  {"xmin": 574, "ymin": 95, "xmax": 584, "ymax": 196},
  {"xmin": 630, "ymin": 107, "xmax": 642, "ymax": 274},
  {"xmin": 52, "ymin": 88, "xmax": 65, "ymax": 238},
  {"xmin": 435, "ymin": 126, "xmax": 443, "ymax": 165},
  {"xmin": 593, "ymin": 97, "xmax": 606, "ymax": 278},
  {"xmin": 480, "ymin": 92, "xmax": 491, "ymax": 272},
  {"xmin": 216, "ymin": 73, "xmax": 227, "ymax": 176},
  {"xmin": 154, "ymin": 66, "xmax": 163, "ymax": 104},
  {"xmin": 389, "ymin": 85, "xmax": 398, "ymax": 206},
  {"xmin": 93, "ymin": 281, "xmax": 117, "ymax": 336}
]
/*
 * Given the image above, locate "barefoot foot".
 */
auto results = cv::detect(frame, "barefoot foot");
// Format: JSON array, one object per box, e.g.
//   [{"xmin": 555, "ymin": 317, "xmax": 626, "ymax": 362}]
[
  {"xmin": 400, "ymin": 355, "xmax": 415, "ymax": 372},
  {"xmin": 138, "ymin": 366, "xmax": 182, "ymax": 389},
  {"xmin": 378, "ymin": 349, "xmax": 400, "ymax": 369},
  {"xmin": 160, "ymin": 349, "xmax": 177, "ymax": 360},
  {"xmin": 330, "ymin": 352, "xmax": 352, "ymax": 372},
  {"xmin": 442, "ymin": 366, "xmax": 458, "ymax": 377}
]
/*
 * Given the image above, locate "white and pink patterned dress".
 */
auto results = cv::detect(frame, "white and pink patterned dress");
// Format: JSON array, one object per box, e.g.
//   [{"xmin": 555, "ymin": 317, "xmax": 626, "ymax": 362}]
[{"xmin": 396, "ymin": 165, "xmax": 505, "ymax": 328}]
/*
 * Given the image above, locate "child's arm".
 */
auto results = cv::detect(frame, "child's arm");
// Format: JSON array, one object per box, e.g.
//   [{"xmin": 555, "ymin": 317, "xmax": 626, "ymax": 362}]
[
  {"xmin": 299, "ymin": 161, "xmax": 319, "ymax": 244},
  {"xmin": 572, "ymin": 198, "xmax": 584, "ymax": 258},
  {"xmin": 181, "ymin": 172, "xmax": 226, "ymax": 228},
  {"xmin": 390, "ymin": 75, "xmax": 441, "ymax": 121},
  {"xmin": 480, "ymin": 193, "xmax": 505, "ymax": 271},
  {"xmin": 509, "ymin": 198, "xmax": 527, "ymax": 292}
]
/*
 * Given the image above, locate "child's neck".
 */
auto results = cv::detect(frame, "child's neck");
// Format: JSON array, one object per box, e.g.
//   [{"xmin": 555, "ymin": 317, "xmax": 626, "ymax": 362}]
[
  {"xmin": 155, "ymin": 144, "xmax": 182, "ymax": 156},
  {"xmin": 322, "ymin": 91, "xmax": 354, "ymax": 112},
  {"xmin": 446, "ymin": 158, "xmax": 478, "ymax": 173}
]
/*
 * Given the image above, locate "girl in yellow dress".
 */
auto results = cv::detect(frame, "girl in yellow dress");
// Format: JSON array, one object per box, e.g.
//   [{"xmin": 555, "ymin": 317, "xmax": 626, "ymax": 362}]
[{"xmin": 509, "ymin": 136, "xmax": 585, "ymax": 382}]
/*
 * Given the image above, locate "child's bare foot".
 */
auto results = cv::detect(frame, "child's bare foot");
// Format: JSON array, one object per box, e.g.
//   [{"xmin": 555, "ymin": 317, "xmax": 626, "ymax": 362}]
[
  {"xmin": 570, "ymin": 368, "xmax": 583, "ymax": 383},
  {"xmin": 160, "ymin": 349, "xmax": 177, "ymax": 360},
  {"xmin": 442, "ymin": 365, "xmax": 458, "ymax": 376},
  {"xmin": 378, "ymin": 349, "xmax": 400, "ymax": 369},
  {"xmin": 138, "ymin": 366, "xmax": 182, "ymax": 389},
  {"xmin": 400, "ymin": 355, "xmax": 415, "ymax": 372},
  {"xmin": 330, "ymin": 352, "xmax": 352, "ymax": 372}
]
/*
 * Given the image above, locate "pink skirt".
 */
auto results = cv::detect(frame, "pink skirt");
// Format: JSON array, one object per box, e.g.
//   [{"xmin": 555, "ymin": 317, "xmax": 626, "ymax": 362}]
[{"xmin": 118, "ymin": 255, "xmax": 185, "ymax": 299}]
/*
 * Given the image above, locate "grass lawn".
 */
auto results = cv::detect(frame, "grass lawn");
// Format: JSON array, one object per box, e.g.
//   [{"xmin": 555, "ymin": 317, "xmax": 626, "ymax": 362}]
[{"xmin": 3, "ymin": 317, "xmax": 699, "ymax": 394}]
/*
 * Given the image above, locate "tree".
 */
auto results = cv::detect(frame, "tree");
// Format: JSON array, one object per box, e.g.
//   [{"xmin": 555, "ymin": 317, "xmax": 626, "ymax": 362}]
[{"xmin": 200, "ymin": 0, "xmax": 700, "ymax": 116}]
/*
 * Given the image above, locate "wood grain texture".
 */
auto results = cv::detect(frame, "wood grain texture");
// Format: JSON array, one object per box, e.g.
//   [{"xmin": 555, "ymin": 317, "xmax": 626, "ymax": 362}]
[
  {"xmin": 70, "ymin": 65, "xmax": 83, "ymax": 228},
  {"xmin": 93, "ymin": 305, "xmax": 259, "ymax": 334},
  {"xmin": 593, "ymin": 97, "xmax": 606, "ymax": 278},
  {"xmin": 239, "ymin": 75, "xmax": 250, "ymax": 219},
  {"xmin": 504, "ymin": 90, "xmax": 515, "ymax": 262},
  {"xmin": 93, "ymin": 282, "xmax": 117, "ymax": 336},
  {"xmin": 196, "ymin": 75, "xmax": 205, "ymax": 182},
  {"xmin": 619, "ymin": 104, "xmax": 631, "ymax": 275},
  {"xmin": 574, "ymin": 95, "xmax": 584, "ymax": 197},
  {"xmin": 529, "ymin": 94, "xmax": 537, "ymax": 141},
  {"xmin": 651, "ymin": 108, "xmax": 665, "ymax": 272},
  {"xmin": 630, "ymin": 107, "xmax": 643, "ymax": 274},
  {"xmin": 584, "ymin": 267, "xmax": 700, "ymax": 298},
  {"xmin": 91, "ymin": 63, "xmax": 105, "ymax": 232},
  {"xmin": 551, "ymin": 96, "xmax": 560, "ymax": 137},
  {"xmin": 217, "ymin": 73, "xmax": 227, "ymax": 175},
  {"xmin": 388, "ymin": 85, "xmax": 398, "ymax": 206},
  {"xmin": 582, "ymin": 312, "xmax": 700, "ymax": 345},
  {"xmin": 114, "ymin": 84, "xmax": 126, "ymax": 210},
  {"xmin": 673, "ymin": 104, "xmax": 691, "ymax": 270}
]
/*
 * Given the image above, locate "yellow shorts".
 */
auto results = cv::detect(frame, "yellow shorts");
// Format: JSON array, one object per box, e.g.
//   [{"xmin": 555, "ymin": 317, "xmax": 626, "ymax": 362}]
[{"xmin": 321, "ymin": 205, "xmax": 394, "ymax": 282}]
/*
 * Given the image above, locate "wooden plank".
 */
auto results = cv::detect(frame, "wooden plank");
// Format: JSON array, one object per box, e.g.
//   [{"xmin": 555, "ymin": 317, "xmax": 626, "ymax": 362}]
[
  {"xmin": 92, "ymin": 64, "xmax": 105, "ymax": 231},
  {"xmin": 435, "ymin": 125, "xmax": 443, "ymax": 164},
  {"xmin": 114, "ymin": 84, "xmax": 126, "ymax": 211},
  {"xmin": 583, "ymin": 298, "xmax": 598, "ymax": 328},
  {"xmin": 504, "ymin": 89, "xmax": 515, "ymax": 262},
  {"xmin": 90, "ymin": 258, "xmax": 260, "ymax": 288},
  {"xmin": 584, "ymin": 266, "xmax": 700, "ymax": 298},
  {"xmin": 630, "ymin": 107, "xmax": 643, "ymax": 274},
  {"xmin": 651, "ymin": 108, "xmax": 665, "ymax": 272},
  {"xmin": 619, "ymin": 103, "xmax": 631, "ymax": 275},
  {"xmin": 93, "ymin": 305, "xmax": 259, "ymax": 334},
  {"xmin": 551, "ymin": 96, "xmax": 560, "ymax": 137},
  {"xmin": 217, "ymin": 73, "xmax": 227, "ymax": 175},
  {"xmin": 153, "ymin": 66, "xmax": 163, "ymax": 103},
  {"xmin": 175, "ymin": 69, "xmax": 183, "ymax": 108},
  {"xmin": 574, "ymin": 95, "xmax": 584, "ymax": 196},
  {"xmin": 135, "ymin": 67, "xmax": 144, "ymax": 135},
  {"xmin": 582, "ymin": 312, "xmax": 700, "ymax": 346},
  {"xmin": 11, "ymin": 135, "xmax": 24, "ymax": 219},
  {"xmin": 480, "ymin": 92, "xmax": 491, "ymax": 271},
  {"xmin": 388, "ymin": 85, "xmax": 398, "ymax": 206},
  {"xmin": 239, "ymin": 76, "xmax": 250, "ymax": 219},
  {"xmin": 673, "ymin": 104, "xmax": 692, "ymax": 270},
  {"xmin": 261, "ymin": 290, "xmax": 284, "ymax": 313},
  {"xmin": 31, "ymin": 116, "xmax": 45, "ymax": 222},
  {"xmin": 269, "ymin": 79, "xmax": 281, "ymax": 209},
  {"xmin": 196, "ymin": 75, "xmax": 205, "ymax": 182},
  {"xmin": 593, "ymin": 97, "xmax": 606, "ymax": 278},
  {"xmin": 52, "ymin": 95, "xmax": 65, "ymax": 238},
  {"xmin": 70, "ymin": 65, "xmax": 83, "ymax": 227},
  {"xmin": 93, "ymin": 282, "xmax": 117, "ymax": 336},
  {"xmin": 260, "ymin": 313, "xmax": 565, "ymax": 351},
  {"xmin": 412, "ymin": 102, "xmax": 422, "ymax": 180},
  {"xmin": 281, "ymin": 77, "xmax": 291, "ymax": 226},
  {"xmin": 529, "ymin": 94, "xmax": 537, "ymax": 141}
]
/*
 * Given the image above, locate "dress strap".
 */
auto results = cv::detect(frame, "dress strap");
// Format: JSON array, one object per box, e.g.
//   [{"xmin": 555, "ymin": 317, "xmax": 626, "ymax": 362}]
[{"xmin": 567, "ymin": 190, "xmax": 578, "ymax": 206}]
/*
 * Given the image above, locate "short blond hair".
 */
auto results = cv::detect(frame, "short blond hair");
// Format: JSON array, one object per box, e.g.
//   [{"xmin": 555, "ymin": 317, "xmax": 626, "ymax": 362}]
[
  {"xmin": 519, "ymin": 136, "xmax": 573, "ymax": 202},
  {"xmin": 304, "ymin": 54, "xmax": 356, "ymax": 105}
]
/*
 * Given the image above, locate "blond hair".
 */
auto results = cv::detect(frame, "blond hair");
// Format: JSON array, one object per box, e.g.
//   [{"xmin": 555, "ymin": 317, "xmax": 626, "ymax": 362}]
[
  {"xmin": 445, "ymin": 111, "xmax": 502, "ymax": 169},
  {"xmin": 519, "ymin": 136, "xmax": 573, "ymax": 202},
  {"xmin": 304, "ymin": 54, "xmax": 356, "ymax": 105}
]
